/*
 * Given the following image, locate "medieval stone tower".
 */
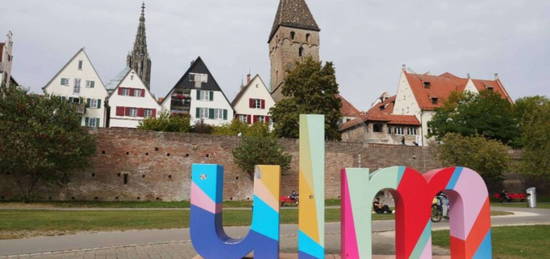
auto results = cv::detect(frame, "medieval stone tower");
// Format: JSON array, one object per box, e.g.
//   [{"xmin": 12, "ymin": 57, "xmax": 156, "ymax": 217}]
[
  {"xmin": 269, "ymin": 0, "xmax": 320, "ymax": 102},
  {"xmin": 127, "ymin": 3, "xmax": 152, "ymax": 90}
]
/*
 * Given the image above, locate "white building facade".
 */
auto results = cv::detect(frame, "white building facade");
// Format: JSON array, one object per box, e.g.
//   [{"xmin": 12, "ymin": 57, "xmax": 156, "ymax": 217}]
[
  {"xmin": 43, "ymin": 48, "xmax": 109, "ymax": 128},
  {"xmin": 106, "ymin": 68, "xmax": 161, "ymax": 128},
  {"xmin": 231, "ymin": 75, "xmax": 275, "ymax": 124},
  {"xmin": 0, "ymin": 31, "xmax": 14, "ymax": 87},
  {"xmin": 161, "ymin": 57, "xmax": 233, "ymax": 126}
]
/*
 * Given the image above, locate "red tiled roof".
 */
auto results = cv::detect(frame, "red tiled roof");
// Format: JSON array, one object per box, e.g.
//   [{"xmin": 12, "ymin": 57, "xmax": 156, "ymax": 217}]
[
  {"xmin": 340, "ymin": 95, "xmax": 420, "ymax": 131},
  {"xmin": 405, "ymin": 72, "xmax": 512, "ymax": 110},
  {"xmin": 337, "ymin": 94, "xmax": 361, "ymax": 117},
  {"xmin": 157, "ymin": 97, "xmax": 165, "ymax": 105}
]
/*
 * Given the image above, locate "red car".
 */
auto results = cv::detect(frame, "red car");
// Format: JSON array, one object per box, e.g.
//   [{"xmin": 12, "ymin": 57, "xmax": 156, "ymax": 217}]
[
  {"xmin": 280, "ymin": 196, "xmax": 298, "ymax": 207},
  {"xmin": 493, "ymin": 193, "xmax": 527, "ymax": 202}
]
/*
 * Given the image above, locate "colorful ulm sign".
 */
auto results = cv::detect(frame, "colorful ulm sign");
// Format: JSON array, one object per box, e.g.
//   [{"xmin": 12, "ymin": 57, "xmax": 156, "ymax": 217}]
[{"xmin": 190, "ymin": 115, "xmax": 492, "ymax": 259}]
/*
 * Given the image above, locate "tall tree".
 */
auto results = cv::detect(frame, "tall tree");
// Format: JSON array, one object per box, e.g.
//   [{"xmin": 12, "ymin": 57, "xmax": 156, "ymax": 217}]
[
  {"xmin": 515, "ymin": 96, "xmax": 550, "ymax": 180},
  {"xmin": 428, "ymin": 90, "xmax": 518, "ymax": 146},
  {"xmin": 0, "ymin": 86, "xmax": 96, "ymax": 201},
  {"xmin": 435, "ymin": 133, "xmax": 511, "ymax": 192},
  {"xmin": 270, "ymin": 57, "xmax": 342, "ymax": 140}
]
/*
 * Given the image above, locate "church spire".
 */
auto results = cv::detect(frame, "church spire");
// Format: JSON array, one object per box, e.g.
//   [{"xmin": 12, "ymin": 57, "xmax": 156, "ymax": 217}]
[{"xmin": 127, "ymin": 2, "xmax": 152, "ymax": 89}]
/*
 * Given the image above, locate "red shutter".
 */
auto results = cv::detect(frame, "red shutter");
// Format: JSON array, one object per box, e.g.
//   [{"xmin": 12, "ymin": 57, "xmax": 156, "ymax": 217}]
[
  {"xmin": 247, "ymin": 115, "xmax": 252, "ymax": 124},
  {"xmin": 265, "ymin": 116, "xmax": 270, "ymax": 123},
  {"xmin": 118, "ymin": 88, "xmax": 123, "ymax": 95},
  {"xmin": 137, "ymin": 108, "xmax": 144, "ymax": 117},
  {"xmin": 116, "ymin": 106, "xmax": 124, "ymax": 116},
  {"xmin": 249, "ymin": 99, "xmax": 254, "ymax": 108},
  {"xmin": 125, "ymin": 107, "xmax": 130, "ymax": 116},
  {"xmin": 253, "ymin": 115, "xmax": 258, "ymax": 123},
  {"xmin": 152, "ymin": 109, "xmax": 157, "ymax": 118},
  {"xmin": 141, "ymin": 89, "xmax": 145, "ymax": 97},
  {"xmin": 130, "ymin": 89, "xmax": 135, "ymax": 96},
  {"xmin": 261, "ymin": 99, "xmax": 265, "ymax": 109}
]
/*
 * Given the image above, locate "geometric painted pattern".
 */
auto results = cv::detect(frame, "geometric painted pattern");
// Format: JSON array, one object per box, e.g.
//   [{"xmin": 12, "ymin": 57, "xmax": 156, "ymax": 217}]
[
  {"xmin": 298, "ymin": 115, "xmax": 325, "ymax": 259},
  {"xmin": 190, "ymin": 164, "xmax": 281, "ymax": 259},
  {"xmin": 341, "ymin": 166, "xmax": 492, "ymax": 259}
]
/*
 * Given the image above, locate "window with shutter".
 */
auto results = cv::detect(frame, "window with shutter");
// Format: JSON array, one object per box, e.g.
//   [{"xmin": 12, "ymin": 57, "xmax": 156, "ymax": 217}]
[
  {"xmin": 141, "ymin": 89, "xmax": 145, "ymax": 97},
  {"xmin": 85, "ymin": 117, "xmax": 89, "ymax": 126},
  {"xmin": 208, "ymin": 109, "xmax": 214, "ymax": 119},
  {"xmin": 95, "ymin": 118, "xmax": 100, "ymax": 127},
  {"xmin": 138, "ymin": 108, "xmax": 144, "ymax": 117},
  {"xmin": 209, "ymin": 91, "xmax": 214, "ymax": 101},
  {"xmin": 266, "ymin": 116, "xmax": 270, "ymax": 123},
  {"xmin": 152, "ymin": 109, "xmax": 157, "ymax": 118},
  {"xmin": 247, "ymin": 115, "xmax": 251, "ymax": 124},
  {"xmin": 223, "ymin": 110, "xmax": 228, "ymax": 120},
  {"xmin": 196, "ymin": 108, "xmax": 200, "ymax": 118},
  {"xmin": 249, "ymin": 99, "xmax": 254, "ymax": 108},
  {"xmin": 86, "ymin": 98, "xmax": 91, "ymax": 108},
  {"xmin": 118, "ymin": 88, "xmax": 123, "ymax": 95},
  {"xmin": 97, "ymin": 99, "xmax": 101, "ymax": 109},
  {"xmin": 261, "ymin": 100, "xmax": 265, "ymax": 109},
  {"xmin": 116, "ymin": 107, "xmax": 124, "ymax": 116}
]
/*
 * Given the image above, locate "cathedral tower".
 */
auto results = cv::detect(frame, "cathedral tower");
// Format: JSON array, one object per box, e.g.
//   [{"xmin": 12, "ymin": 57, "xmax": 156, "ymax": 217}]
[
  {"xmin": 268, "ymin": 0, "xmax": 320, "ymax": 102},
  {"xmin": 127, "ymin": 3, "xmax": 152, "ymax": 90}
]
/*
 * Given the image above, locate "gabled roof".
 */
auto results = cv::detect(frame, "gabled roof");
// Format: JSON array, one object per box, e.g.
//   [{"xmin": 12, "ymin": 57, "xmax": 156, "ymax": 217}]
[
  {"xmin": 42, "ymin": 48, "xmax": 107, "ymax": 92},
  {"xmin": 471, "ymin": 78, "xmax": 513, "ymax": 103},
  {"xmin": 337, "ymin": 94, "xmax": 361, "ymax": 117},
  {"xmin": 340, "ymin": 95, "xmax": 420, "ymax": 132},
  {"xmin": 268, "ymin": 0, "xmax": 320, "ymax": 42},
  {"xmin": 106, "ymin": 67, "xmax": 131, "ymax": 90},
  {"xmin": 404, "ymin": 72, "xmax": 468, "ymax": 111},
  {"xmin": 163, "ymin": 56, "xmax": 232, "ymax": 105},
  {"xmin": 106, "ymin": 67, "xmax": 157, "ymax": 102},
  {"xmin": 231, "ymin": 74, "xmax": 271, "ymax": 107}
]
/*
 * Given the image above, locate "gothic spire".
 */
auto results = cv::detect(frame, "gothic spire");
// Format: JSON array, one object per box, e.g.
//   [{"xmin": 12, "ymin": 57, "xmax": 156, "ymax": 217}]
[
  {"xmin": 127, "ymin": 2, "xmax": 152, "ymax": 89},
  {"xmin": 268, "ymin": 0, "xmax": 320, "ymax": 42}
]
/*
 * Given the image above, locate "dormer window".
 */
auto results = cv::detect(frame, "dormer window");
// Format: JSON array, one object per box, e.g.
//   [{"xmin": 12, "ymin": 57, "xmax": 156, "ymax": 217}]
[
  {"xmin": 379, "ymin": 104, "xmax": 386, "ymax": 110},
  {"xmin": 486, "ymin": 85, "xmax": 494, "ymax": 91},
  {"xmin": 423, "ymin": 81, "xmax": 431, "ymax": 89},
  {"xmin": 290, "ymin": 31, "xmax": 296, "ymax": 40},
  {"xmin": 431, "ymin": 97, "xmax": 439, "ymax": 104}
]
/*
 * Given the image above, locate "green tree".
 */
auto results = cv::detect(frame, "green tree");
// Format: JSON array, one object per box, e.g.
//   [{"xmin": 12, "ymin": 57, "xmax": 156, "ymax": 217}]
[
  {"xmin": 214, "ymin": 119, "xmax": 272, "ymax": 137},
  {"xmin": 515, "ymin": 96, "xmax": 550, "ymax": 179},
  {"xmin": 428, "ymin": 91, "xmax": 518, "ymax": 146},
  {"xmin": 232, "ymin": 135, "xmax": 291, "ymax": 179},
  {"xmin": 435, "ymin": 133, "xmax": 511, "ymax": 192},
  {"xmin": 138, "ymin": 113, "xmax": 191, "ymax": 133},
  {"xmin": 270, "ymin": 57, "xmax": 342, "ymax": 140},
  {"xmin": 0, "ymin": 86, "xmax": 96, "ymax": 201}
]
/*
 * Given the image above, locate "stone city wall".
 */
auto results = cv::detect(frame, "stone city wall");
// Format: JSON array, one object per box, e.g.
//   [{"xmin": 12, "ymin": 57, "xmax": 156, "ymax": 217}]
[{"xmin": 0, "ymin": 128, "xmax": 534, "ymax": 201}]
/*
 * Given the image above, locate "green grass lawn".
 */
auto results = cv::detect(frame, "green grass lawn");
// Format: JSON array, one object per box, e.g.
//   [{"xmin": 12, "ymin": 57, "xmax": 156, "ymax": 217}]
[
  {"xmin": 0, "ymin": 209, "xmax": 510, "ymax": 240},
  {"xmin": 432, "ymin": 225, "xmax": 550, "ymax": 259},
  {"xmin": 492, "ymin": 202, "xmax": 550, "ymax": 209}
]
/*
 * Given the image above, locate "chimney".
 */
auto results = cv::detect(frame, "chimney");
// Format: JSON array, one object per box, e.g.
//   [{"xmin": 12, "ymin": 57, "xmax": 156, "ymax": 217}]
[
  {"xmin": 402, "ymin": 64, "xmax": 406, "ymax": 72},
  {"xmin": 494, "ymin": 73, "xmax": 499, "ymax": 80},
  {"xmin": 246, "ymin": 73, "xmax": 252, "ymax": 84},
  {"xmin": 467, "ymin": 73, "xmax": 471, "ymax": 79}
]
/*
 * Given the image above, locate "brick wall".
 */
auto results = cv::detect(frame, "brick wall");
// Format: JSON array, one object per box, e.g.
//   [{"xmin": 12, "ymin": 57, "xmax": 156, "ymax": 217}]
[{"xmin": 1, "ymin": 128, "xmax": 454, "ymax": 201}]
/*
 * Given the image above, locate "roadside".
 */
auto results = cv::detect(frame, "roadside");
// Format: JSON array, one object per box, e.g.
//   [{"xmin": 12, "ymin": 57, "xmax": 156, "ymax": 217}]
[{"xmin": 1, "ymin": 206, "xmax": 549, "ymax": 257}]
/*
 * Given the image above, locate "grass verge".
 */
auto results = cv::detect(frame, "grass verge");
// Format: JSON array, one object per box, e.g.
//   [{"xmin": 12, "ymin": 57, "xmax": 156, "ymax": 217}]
[
  {"xmin": 432, "ymin": 225, "xmax": 550, "ymax": 259},
  {"xmin": 0, "ymin": 209, "xmax": 510, "ymax": 240},
  {"xmin": 492, "ymin": 202, "xmax": 550, "ymax": 209}
]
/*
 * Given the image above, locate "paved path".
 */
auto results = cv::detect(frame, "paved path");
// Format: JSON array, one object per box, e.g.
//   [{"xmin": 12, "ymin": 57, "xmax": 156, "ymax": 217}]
[{"xmin": 1, "ymin": 206, "xmax": 549, "ymax": 258}]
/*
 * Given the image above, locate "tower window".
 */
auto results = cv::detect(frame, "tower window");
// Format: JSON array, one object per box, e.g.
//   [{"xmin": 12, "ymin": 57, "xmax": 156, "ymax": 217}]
[
  {"xmin": 306, "ymin": 33, "xmax": 311, "ymax": 42},
  {"xmin": 290, "ymin": 31, "xmax": 296, "ymax": 40},
  {"xmin": 299, "ymin": 46, "xmax": 304, "ymax": 57}
]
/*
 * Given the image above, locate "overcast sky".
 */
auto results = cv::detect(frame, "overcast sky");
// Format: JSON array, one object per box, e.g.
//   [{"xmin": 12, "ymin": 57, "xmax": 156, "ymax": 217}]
[{"xmin": 1, "ymin": 0, "xmax": 548, "ymax": 110}]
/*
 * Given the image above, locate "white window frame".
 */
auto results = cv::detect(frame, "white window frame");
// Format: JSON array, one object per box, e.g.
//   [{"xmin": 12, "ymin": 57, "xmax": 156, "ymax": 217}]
[
  {"xmin": 121, "ymin": 88, "xmax": 130, "ymax": 96},
  {"xmin": 144, "ymin": 109, "xmax": 153, "ymax": 118},
  {"xmin": 238, "ymin": 114, "xmax": 247, "ymax": 123},
  {"xmin": 198, "ymin": 107, "xmax": 208, "ymax": 119},
  {"xmin": 129, "ymin": 108, "xmax": 138, "ymax": 117},
  {"xmin": 253, "ymin": 99, "xmax": 262, "ymax": 109},
  {"xmin": 133, "ymin": 89, "xmax": 142, "ymax": 97},
  {"xmin": 86, "ymin": 117, "xmax": 100, "ymax": 128},
  {"xmin": 60, "ymin": 78, "xmax": 69, "ymax": 86},
  {"xmin": 89, "ymin": 99, "xmax": 98, "ymax": 109},
  {"xmin": 86, "ymin": 80, "xmax": 95, "ymax": 88},
  {"xmin": 73, "ymin": 79, "xmax": 81, "ymax": 94}
]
